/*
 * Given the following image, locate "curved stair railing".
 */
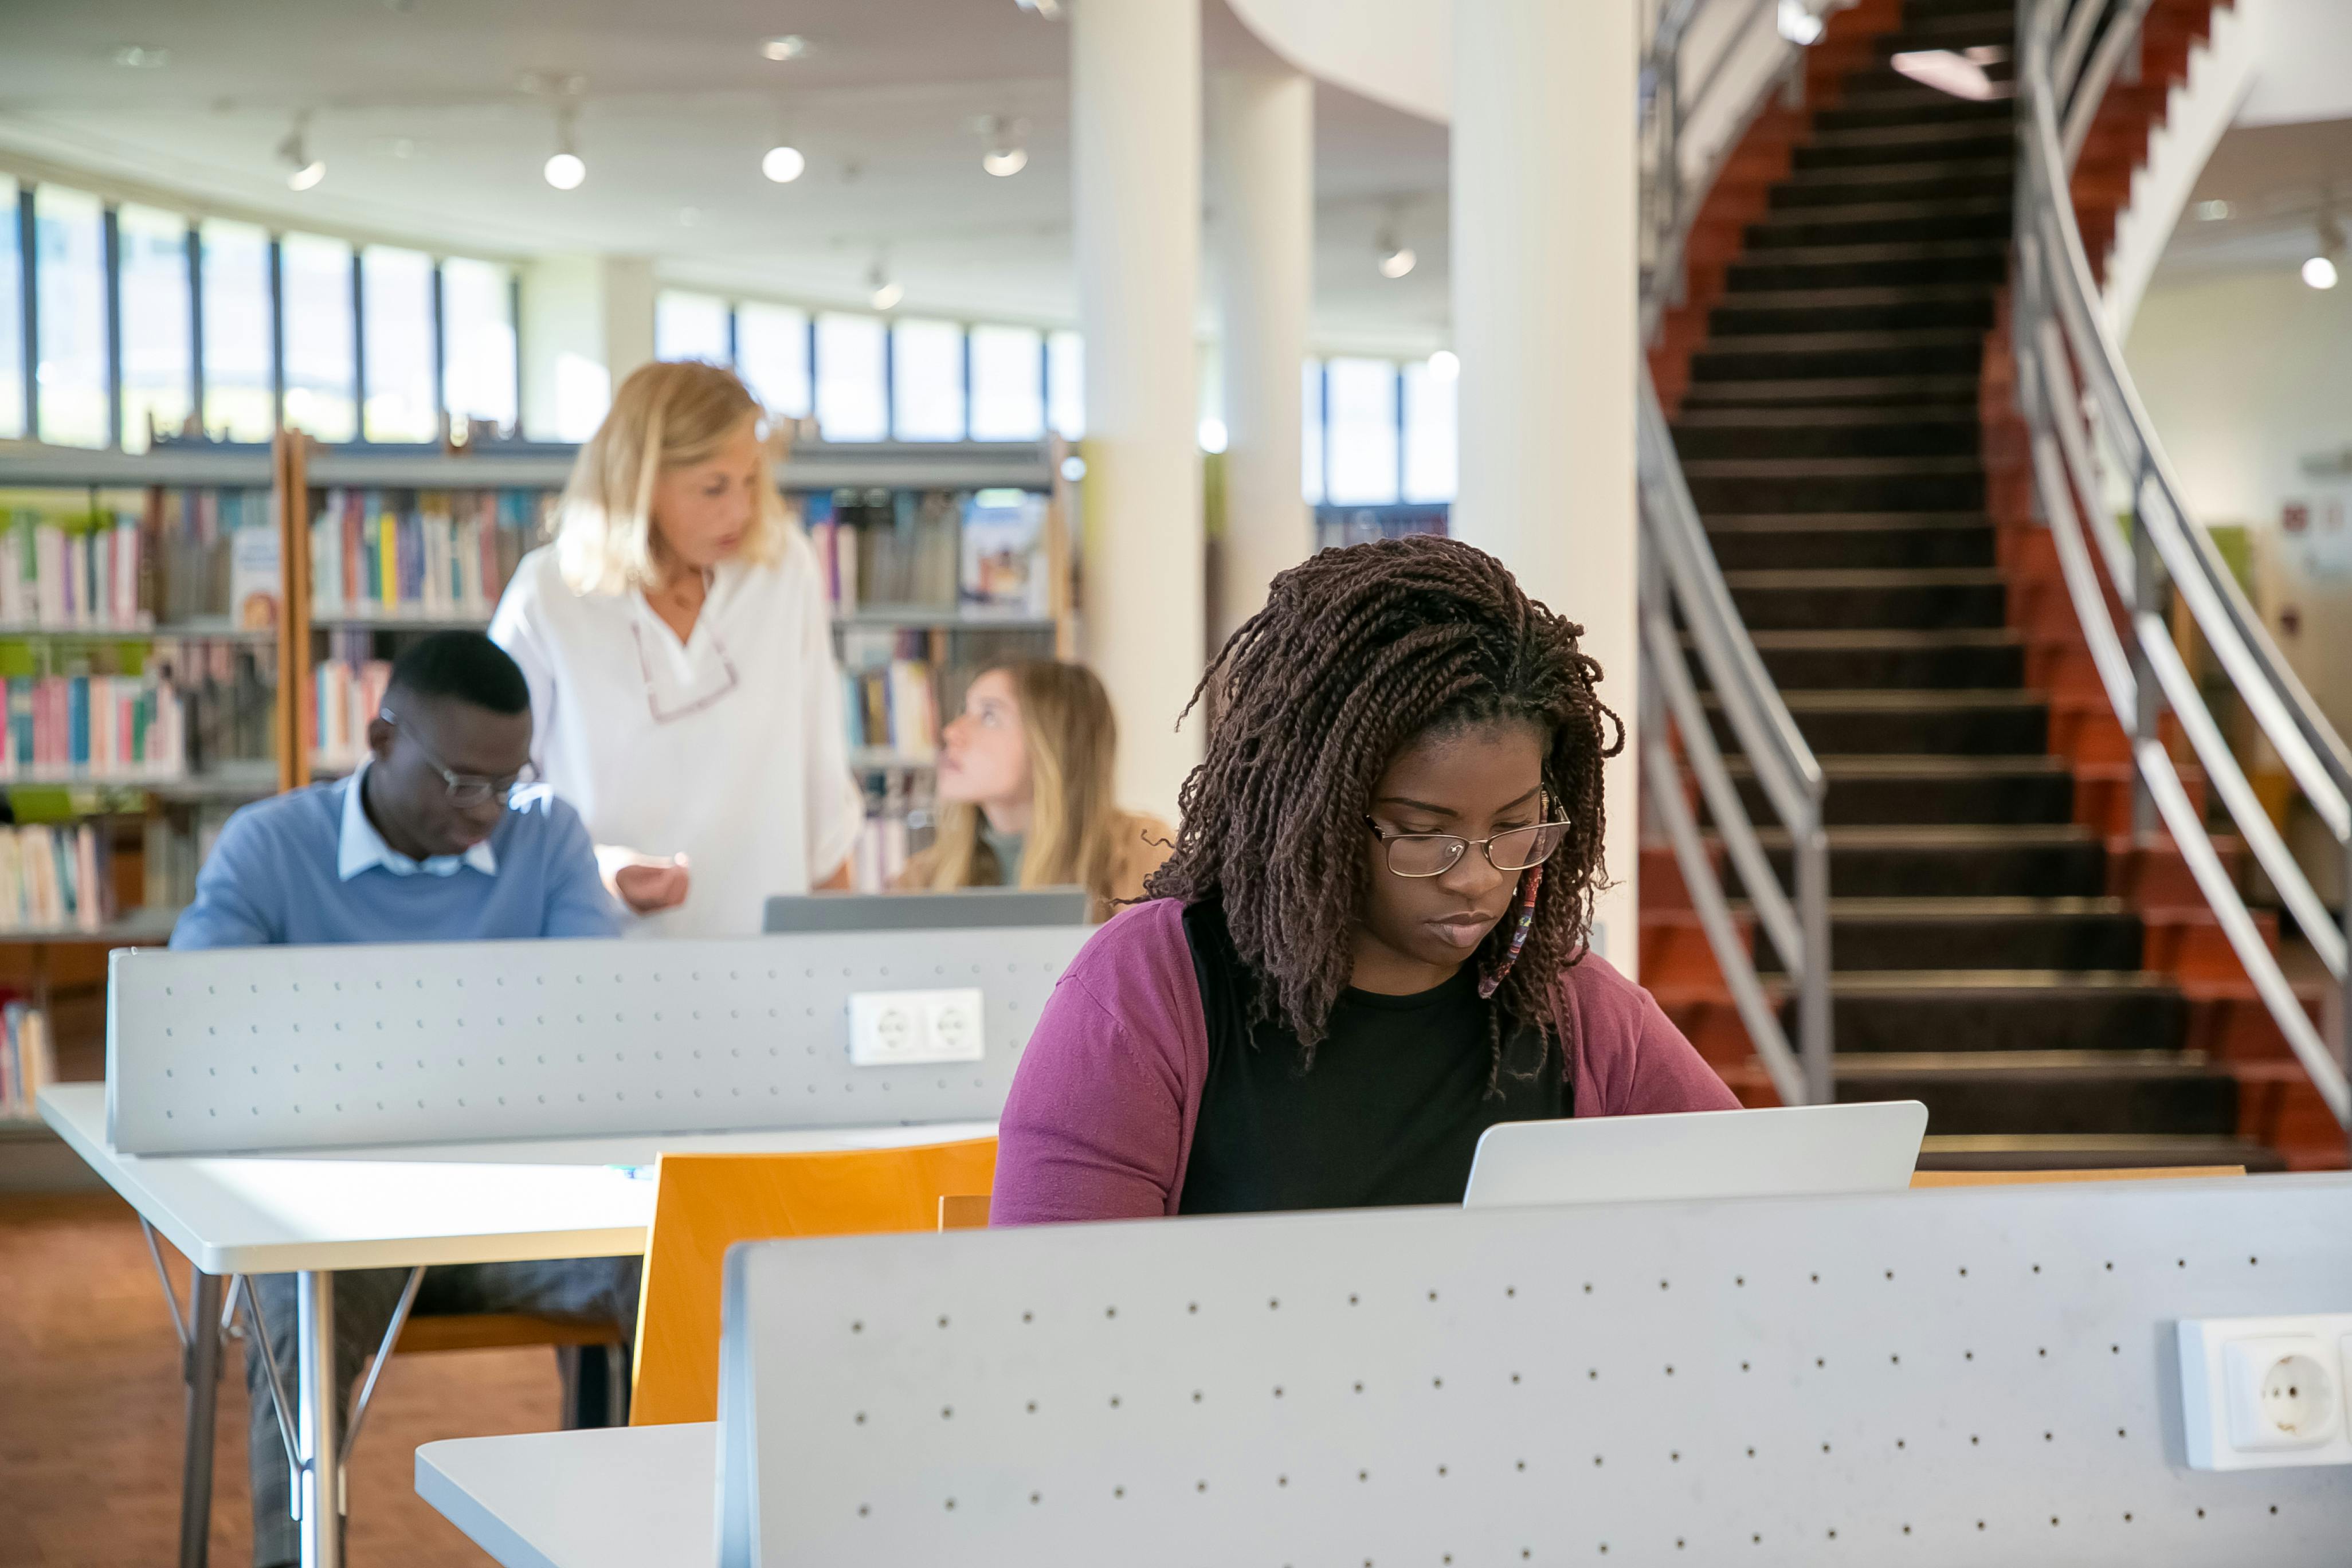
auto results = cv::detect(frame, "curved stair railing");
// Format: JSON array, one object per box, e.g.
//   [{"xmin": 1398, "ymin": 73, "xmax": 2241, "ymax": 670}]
[
  {"xmin": 2016, "ymin": 0, "xmax": 2352, "ymax": 1131},
  {"xmin": 1638, "ymin": 0, "xmax": 1830, "ymax": 1106}
]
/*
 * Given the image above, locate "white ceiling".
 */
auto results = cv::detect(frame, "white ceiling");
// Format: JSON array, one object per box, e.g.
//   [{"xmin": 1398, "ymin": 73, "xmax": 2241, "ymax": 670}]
[{"xmin": 0, "ymin": 0, "xmax": 1453, "ymax": 355}]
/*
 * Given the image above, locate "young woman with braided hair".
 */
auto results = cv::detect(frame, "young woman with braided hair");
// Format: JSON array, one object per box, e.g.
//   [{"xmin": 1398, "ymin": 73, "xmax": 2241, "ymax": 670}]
[{"xmin": 992, "ymin": 535, "xmax": 1735, "ymax": 1224}]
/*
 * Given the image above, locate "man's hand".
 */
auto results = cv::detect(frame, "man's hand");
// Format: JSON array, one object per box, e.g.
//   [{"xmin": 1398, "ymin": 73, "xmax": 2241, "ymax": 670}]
[{"xmin": 598, "ymin": 847, "xmax": 691, "ymax": 914}]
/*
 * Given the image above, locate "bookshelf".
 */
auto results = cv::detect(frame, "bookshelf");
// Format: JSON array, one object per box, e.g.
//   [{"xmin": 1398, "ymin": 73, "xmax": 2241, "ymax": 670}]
[{"xmin": 286, "ymin": 436, "xmax": 1079, "ymax": 888}]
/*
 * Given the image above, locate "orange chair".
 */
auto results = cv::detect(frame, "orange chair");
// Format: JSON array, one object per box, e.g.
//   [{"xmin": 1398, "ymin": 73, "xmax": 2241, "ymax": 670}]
[
  {"xmin": 629, "ymin": 1138, "xmax": 997, "ymax": 1426},
  {"xmin": 1911, "ymin": 1166, "xmax": 2244, "ymax": 1187}
]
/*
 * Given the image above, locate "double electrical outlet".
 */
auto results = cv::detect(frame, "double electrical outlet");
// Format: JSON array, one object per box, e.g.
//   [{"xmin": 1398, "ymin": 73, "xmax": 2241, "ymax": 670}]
[
  {"xmin": 845, "ymin": 988, "xmax": 987, "ymax": 1067},
  {"xmin": 2179, "ymin": 1313, "xmax": 2352, "ymax": 1470}
]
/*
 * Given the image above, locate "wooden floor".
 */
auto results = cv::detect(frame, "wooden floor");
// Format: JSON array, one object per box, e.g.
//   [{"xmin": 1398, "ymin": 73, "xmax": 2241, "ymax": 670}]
[{"xmin": 0, "ymin": 1192, "xmax": 556, "ymax": 1567}]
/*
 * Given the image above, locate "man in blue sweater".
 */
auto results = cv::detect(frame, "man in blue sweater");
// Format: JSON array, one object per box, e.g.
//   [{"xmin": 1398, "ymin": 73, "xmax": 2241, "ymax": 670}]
[{"xmin": 174, "ymin": 631, "xmax": 637, "ymax": 1568}]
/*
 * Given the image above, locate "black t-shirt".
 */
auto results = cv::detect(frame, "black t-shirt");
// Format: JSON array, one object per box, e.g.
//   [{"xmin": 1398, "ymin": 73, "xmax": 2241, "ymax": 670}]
[{"xmin": 1176, "ymin": 900, "xmax": 1567, "ymax": 1214}]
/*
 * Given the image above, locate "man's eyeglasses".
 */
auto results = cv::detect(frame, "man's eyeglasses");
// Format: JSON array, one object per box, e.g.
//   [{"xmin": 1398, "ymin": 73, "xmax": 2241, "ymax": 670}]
[
  {"xmin": 381, "ymin": 708, "xmax": 536, "ymax": 808},
  {"xmin": 1364, "ymin": 816, "xmax": 1572, "ymax": 879}
]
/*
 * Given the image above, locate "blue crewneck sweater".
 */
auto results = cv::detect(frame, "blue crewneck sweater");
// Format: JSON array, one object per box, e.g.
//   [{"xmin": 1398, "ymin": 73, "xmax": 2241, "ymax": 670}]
[{"xmin": 170, "ymin": 776, "xmax": 623, "ymax": 949}]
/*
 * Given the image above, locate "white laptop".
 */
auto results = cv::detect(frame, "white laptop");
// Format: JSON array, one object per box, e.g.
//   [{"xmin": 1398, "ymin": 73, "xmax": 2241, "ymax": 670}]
[{"xmin": 1462, "ymin": 1101, "xmax": 1929, "ymax": 1209}]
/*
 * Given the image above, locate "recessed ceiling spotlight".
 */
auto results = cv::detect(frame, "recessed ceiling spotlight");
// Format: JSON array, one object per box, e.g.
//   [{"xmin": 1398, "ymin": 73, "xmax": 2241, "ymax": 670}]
[
  {"xmin": 762, "ymin": 143, "xmax": 806, "ymax": 183},
  {"xmin": 1427, "ymin": 350, "xmax": 1460, "ymax": 382},
  {"xmin": 761, "ymin": 34, "xmax": 808, "ymax": 61},
  {"xmin": 111, "ymin": 45, "xmax": 169, "ymax": 69},
  {"xmin": 544, "ymin": 103, "xmax": 585, "ymax": 190},
  {"xmin": 867, "ymin": 260, "xmax": 903, "ymax": 312},
  {"xmin": 2194, "ymin": 199, "xmax": 2231, "ymax": 222},
  {"xmin": 981, "ymin": 115, "xmax": 1029, "ymax": 178},
  {"xmin": 2304, "ymin": 256, "xmax": 2338, "ymax": 291},
  {"xmin": 2307, "ymin": 215, "xmax": 2344, "ymax": 291},
  {"xmin": 277, "ymin": 112, "xmax": 325, "ymax": 191}
]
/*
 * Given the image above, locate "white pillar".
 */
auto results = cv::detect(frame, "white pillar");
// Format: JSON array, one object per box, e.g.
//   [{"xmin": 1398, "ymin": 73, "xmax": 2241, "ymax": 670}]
[
  {"xmin": 1209, "ymin": 68, "xmax": 1314, "ymax": 648},
  {"xmin": 517, "ymin": 254, "xmax": 655, "ymax": 442},
  {"xmin": 1449, "ymin": 0, "xmax": 1641, "ymax": 974},
  {"xmin": 1073, "ymin": 0, "xmax": 1204, "ymax": 822}
]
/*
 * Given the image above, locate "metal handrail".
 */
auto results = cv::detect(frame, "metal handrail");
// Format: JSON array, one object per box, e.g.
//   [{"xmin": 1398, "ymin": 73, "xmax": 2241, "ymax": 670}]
[
  {"xmin": 2014, "ymin": 0, "xmax": 2352, "ymax": 1130},
  {"xmin": 1637, "ymin": 0, "xmax": 1830, "ymax": 1105}
]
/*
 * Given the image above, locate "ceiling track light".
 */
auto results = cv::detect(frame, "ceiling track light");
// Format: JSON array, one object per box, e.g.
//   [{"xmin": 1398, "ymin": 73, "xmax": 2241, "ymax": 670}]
[
  {"xmin": 759, "ymin": 34, "xmax": 808, "ymax": 61},
  {"xmin": 1376, "ymin": 228, "xmax": 1416, "ymax": 280},
  {"xmin": 981, "ymin": 114, "xmax": 1028, "ymax": 177},
  {"xmin": 762, "ymin": 140, "xmax": 806, "ymax": 183},
  {"xmin": 544, "ymin": 102, "xmax": 585, "ymax": 190},
  {"xmin": 2306, "ymin": 211, "xmax": 2345, "ymax": 291},
  {"xmin": 867, "ymin": 259, "xmax": 903, "ymax": 312},
  {"xmin": 277, "ymin": 111, "xmax": 325, "ymax": 191}
]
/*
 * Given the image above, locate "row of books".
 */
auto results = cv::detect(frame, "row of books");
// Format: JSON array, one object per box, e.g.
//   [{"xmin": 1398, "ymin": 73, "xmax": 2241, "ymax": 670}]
[
  {"xmin": 155, "ymin": 489, "xmax": 279, "ymax": 628},
  {"xmin": 0, "ymin": 675, "xmax": 188, "ymax": 780},
  {"xmin": 142, "ymin": 807, "xmax": 235, "ymax": 915},
  {"xmin": 308, "ymin": 489, "xmax": 546, "ymax": 620},
  {"xmin": 842, "ymin": 659, "xmax": 940, "ymax": 761},
  {"xmin": 846, "ymin": 771, "xmax": 934, "ymax": 894},
  {"xmin": 312, "ymin": 657, "xmax": 392, "ymax": 769},
  {"xmin": 0, "ymin": 1000, "xmax": 54, "ymax": 1119},
  {"xmin": 803, "ymin": 489, "xmax": 1049, "ymax": 614},
  {"xmin": 0, "ymin": 510, "xmax": 149, "ymax": 629},
  {"xmin": 151, "ymin": 638, "xmax": 279, "ymax": 771},
  {"xmin": 0, "ymin": 822, "xmax": 117, "ymax": 932}
]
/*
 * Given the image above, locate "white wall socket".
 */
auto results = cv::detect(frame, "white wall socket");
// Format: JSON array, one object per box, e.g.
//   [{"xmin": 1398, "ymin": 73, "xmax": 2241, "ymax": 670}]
[
  {"xmin": 845, "ymin": 989, "xmax": 987, "ymax": 1067},
  {"xmin": 2178, "ymin": 1313, "xmax": 2352, "ymax": 1470}
]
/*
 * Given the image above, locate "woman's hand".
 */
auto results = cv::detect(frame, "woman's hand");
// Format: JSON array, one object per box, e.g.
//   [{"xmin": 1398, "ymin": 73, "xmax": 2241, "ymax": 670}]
[{"xmin": 597, "ymin": 846, "xmax": 692, "ymax": 914}]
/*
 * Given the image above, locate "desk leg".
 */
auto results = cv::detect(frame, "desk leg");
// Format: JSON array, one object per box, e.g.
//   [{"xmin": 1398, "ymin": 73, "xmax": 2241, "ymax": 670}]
[
  {"xmin": 178, "ymin": 1270, "xmax": 225, "ymax": 1568},
  {"xmin": 294, "ymin": 1272, "xmax": 342, "ymax": 1568}
]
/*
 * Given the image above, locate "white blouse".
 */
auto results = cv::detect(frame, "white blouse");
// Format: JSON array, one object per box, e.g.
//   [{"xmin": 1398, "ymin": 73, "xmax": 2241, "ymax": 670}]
[{"xmin": 488, "ymin": 530, "xmax": 864, "ymax": 939}]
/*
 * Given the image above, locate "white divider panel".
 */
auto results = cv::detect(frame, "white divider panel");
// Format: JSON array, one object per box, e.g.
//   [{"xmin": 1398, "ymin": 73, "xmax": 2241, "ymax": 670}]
[
  {"xmin": 717, "ymin": 1176, "xmax": 2352, "ymax": 1567},
  {"xmin": 105, "ymin": 929, "xmax": 1087, "ymax": 1155}
]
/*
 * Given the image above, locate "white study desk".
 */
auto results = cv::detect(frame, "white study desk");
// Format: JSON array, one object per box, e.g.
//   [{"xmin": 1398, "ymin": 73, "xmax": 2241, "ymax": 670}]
[
  {"xmin": 36, "ymin": 1080, "xmax": 992, "ymax": 1568},
  {"xmin": 418, "ymin": 1424, "xmax": 714, "ymax": 1568}
]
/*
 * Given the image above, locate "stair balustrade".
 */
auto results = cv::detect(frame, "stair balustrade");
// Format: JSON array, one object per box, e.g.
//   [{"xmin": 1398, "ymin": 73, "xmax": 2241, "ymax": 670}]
[{"xmin": 2014, "ymin": 0, "xmax": 2352, "ymax": 1138}]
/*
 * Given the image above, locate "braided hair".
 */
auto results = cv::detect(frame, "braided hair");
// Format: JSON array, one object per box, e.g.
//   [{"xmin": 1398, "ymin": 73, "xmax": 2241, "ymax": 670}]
[{"xmin": 1146, "ymin": 535, "xmax": 1623, "ymax": 1089}]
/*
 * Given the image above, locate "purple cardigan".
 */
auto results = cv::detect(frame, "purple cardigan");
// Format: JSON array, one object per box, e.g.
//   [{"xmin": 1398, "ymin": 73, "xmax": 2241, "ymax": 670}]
[{"xmin": 991, "ymin": 898, "xmax": 1741, "ymax": 1225}]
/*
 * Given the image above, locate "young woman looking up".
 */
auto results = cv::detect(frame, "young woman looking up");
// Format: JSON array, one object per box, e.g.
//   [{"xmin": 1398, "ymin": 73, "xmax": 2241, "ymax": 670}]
[
  {"xmin": 991, "ymin": 535, "xmax": 1736, "ymax": 1224},
  {"xmin": 901, "ymin": 660, "xmax": 1170, "ymax": 922},
  {"xmin": 490, "ymin": 362, "xmax": 863, "ymax": 936}
]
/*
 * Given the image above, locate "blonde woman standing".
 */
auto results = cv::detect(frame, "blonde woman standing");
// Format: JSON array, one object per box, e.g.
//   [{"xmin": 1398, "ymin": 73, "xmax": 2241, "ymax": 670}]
[
  {"xmin": 491, "ymin": 361, "xmax": 863, "ymax": 936},
  {"xmin": 903, "ymin": 660, "xmax": 1169, "ymax": 922}
]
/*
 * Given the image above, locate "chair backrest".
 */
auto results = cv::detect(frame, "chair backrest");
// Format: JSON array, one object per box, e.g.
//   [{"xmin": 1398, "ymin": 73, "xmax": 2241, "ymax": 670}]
[
  {"xmin": 1910, "ymin": 1166, "xmax": 2245, "ymax": 1186},
  {"xmin": 630, "ymin": 1138, "xmax": 998, "ymax": 1426}
]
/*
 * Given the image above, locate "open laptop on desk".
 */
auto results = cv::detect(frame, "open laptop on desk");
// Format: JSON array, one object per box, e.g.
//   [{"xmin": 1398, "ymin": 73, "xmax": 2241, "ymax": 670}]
[
  {"xmin": 1462, "ymin": 1100, "xmax": 1928, "ymax": 1208},
  {"xmin": 762, "ymin": 887, "xmax": 1089, "ymax": 933}
]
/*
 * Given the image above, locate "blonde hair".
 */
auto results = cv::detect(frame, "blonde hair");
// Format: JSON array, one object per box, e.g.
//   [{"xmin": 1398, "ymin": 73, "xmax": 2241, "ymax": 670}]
[
  {"xmin": 552, "ymin": 360, "xmax": 789, "ymax": 595},
  {"xmin": 915, "ymin": 661, "xmax": 1135, "ymax": 915}
]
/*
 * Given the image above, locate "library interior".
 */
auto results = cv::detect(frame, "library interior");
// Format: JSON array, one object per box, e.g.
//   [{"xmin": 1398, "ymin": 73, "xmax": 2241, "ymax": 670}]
[{"xmin": 3, "ymin": 0, "xmax": 2352, "ymax": 1565}]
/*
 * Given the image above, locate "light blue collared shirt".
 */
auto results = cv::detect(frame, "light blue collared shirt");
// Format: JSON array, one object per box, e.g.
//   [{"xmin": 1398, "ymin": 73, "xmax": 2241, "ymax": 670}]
[{"xmin": 336, "ymin": 757, "xmax": 499, "ymax": 881}]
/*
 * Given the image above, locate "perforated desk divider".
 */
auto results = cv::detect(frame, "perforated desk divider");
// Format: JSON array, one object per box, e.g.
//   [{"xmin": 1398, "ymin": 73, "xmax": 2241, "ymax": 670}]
[
  {"xmin": 104, "ymin": 928, "xmax": 1088, "ymax": 1155},
  {"xmin": 711, "ymin": 1175, "xmax": 2352, "ymax": 1567}
]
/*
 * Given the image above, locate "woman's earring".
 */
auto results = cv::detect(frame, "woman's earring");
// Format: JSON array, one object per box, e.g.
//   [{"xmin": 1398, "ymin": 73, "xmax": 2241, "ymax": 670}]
[{"xmin": 1479, "ymin": 865, "xmax": 1543, "ymax": 999}]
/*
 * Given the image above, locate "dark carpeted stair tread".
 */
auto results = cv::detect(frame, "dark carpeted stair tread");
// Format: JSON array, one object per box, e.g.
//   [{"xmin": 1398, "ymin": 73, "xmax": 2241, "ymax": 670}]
[
  {"xmin": 1744, "ymin": 211, "xmax": 2013, "ymax": 250},
  {"xmin": 1685, "ymin": 454, "xmax": 1985, "ymax": 479},
  {"xmin": 1800, "ymin": 120, "xmax": 2017, "ymax": 155},
  {"xmin": 1678, "ymin": 374, "xmax": 1985, "ymax": 407},
  {"xmin": 1770, "ymin": 170, "xmax": 2013, "ymax": 207},
  {"xmin": 1712, "ymin": 627, "xmax": 2020, "ymax": 684},
  {"xmin": 1708, "ymin": 295, "xmax": 1997, "ymax": 335},
  {"xmin": 1719, "ymin": 566, "xmax": 2005, "ymax": 589},
  {"xmin": 1677, "ymin": 410, "xmax": 1983, "ymax": 459},
  {"xmin": 1914, "ymin": 1134, "xmax": 2286, "ymax": 1173},
  {"xmin": 1809, "ymin": 100, "xmax": 2014, "ymax": 135},
  {"xmin": 1746, "ymin": 897, "xmax": 2143, "ymax": 974},
  {"xmin": 1740, "ymin": 824, "xmax": 2100, "ymax": 897},
  {"xmin": 1828, "ymin": 971, "xmax": 2186, "ymax": 1056},
  {"xmin": 1702, "ymin": 525, "xmax": 1996, "ymax": 572},
  {"xmin": 1832, "ymin": 1053, "xmax": 2238, "ymax": 1138},
  {"xmin": 1718, "ymin": 755, "xmax": 2075, "ymax": 828},
  {"xmin": 1780, "ymin": 156, "xmax": 2016, "ymax": 189}
]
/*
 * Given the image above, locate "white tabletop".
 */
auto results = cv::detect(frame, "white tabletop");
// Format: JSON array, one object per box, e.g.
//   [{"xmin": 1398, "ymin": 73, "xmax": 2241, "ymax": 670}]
[
  {"xmin": 417, "ymin": 1424, "xmax": 714, "ymax": 1568},
  {"xmin": 38, "ymin": 1082, "xmax": 995, "ymax": 1275}
]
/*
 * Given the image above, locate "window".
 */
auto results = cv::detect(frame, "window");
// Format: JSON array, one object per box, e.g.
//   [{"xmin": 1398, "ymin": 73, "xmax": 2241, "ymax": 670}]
[
  {"xmin": 735, "ymin": 301, "xmax": 810, "ymax": 420},
  {"xmin": 0, "ymin": 179, "xmax": 23, "ymax": 440},
  {"xmin": 968, "ymin": 324, "xmax": 1043, "ymax": 441},
  {"xmin": 1324, "ymin": 357, "xmax": 1400, "ymax": 506},
  {"xmin": 360, "ymin": 245, "xmax": 436, "ymax": 442},
  {"xmin": 32, "ymin": 186, "xmax": 108, "ymax": 448},
  {"xmin": 1046, "ymin": 328, "xmax": 1084, "ymax": 440},
  {"xmin": 441, "ymin": 256, "xmax": 516, "ymax": 433},
  {"xmin": 1301, "ymin": 360, "xmax": 1326, "ymax": 505},
  {"xmin": 116, "ymin": 205, "xmax": 193, "ymax": 453},
  {"xmin": 199, "ymin": 219, "xmax": 274, "ymax": 442},
  {"xmin": 813, "ymin": 312, "xmax": 887, "ymax": 441},
  {"xmin": 280, "ymin": 232, "xmax": 356, "ymax": 442},
  {"xmin": 655, "ymin": 291, "xmax": 730, "ymax": 364},
  {"xmin": 1401, "ymin": 359, "xmax": 1458, "ymax": 504},
  {"xmin": 890, "ymin": 318, "xmax": 965, "ymax": 441}
]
